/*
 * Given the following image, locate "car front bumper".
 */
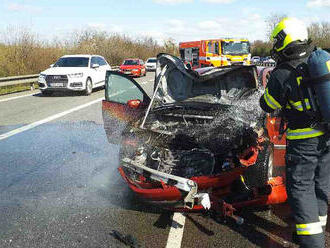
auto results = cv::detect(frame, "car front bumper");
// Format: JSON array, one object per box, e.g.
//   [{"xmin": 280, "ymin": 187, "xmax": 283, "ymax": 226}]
[
  {"xmin": 38, "ymin": 77, "xmax": 87, "ymax": 91},
  {"xmin": 120, "ymin": 70, "xmax": 141, "ymax": 76}
]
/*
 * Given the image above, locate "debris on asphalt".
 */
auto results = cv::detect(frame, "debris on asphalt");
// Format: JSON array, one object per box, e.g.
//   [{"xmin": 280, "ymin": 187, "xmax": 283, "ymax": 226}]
[{"xmin": 109, "ymin": 230, "xmax": 141, "ymax": 248}]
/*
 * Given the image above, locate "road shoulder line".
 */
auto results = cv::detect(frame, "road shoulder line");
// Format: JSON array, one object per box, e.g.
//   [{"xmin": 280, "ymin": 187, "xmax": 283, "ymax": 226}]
[{"xmin": 0, "ymin": 92, "xmax": 37, "ymax": 103}]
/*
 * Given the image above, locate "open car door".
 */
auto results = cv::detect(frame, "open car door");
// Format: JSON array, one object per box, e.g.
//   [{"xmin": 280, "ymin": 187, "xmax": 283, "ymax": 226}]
[{"xmin": 102, "ymin": 71, "xmax": 151, "ymax": 144}]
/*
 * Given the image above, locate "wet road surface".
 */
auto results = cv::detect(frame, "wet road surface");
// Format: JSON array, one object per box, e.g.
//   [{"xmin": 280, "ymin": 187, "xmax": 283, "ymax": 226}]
[{"xmin": 0, "ymin": 72, "xmax": 329, "ymax": 248}]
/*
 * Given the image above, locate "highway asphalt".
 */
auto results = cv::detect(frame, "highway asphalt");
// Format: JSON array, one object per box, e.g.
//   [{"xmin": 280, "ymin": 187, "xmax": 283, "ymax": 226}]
[{"xmin": 0, "ymin": 72, "xmax": 328, "ymax": 248}]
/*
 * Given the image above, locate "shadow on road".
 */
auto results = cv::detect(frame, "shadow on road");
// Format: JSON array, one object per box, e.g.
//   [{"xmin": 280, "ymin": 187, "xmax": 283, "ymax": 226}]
[{"xmin": 33, "ymin": 87, "xmax": 104, "ymax": 97}]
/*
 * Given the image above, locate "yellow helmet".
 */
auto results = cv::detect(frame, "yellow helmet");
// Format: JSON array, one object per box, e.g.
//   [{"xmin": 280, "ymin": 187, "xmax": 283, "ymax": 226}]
[{"xmin": 271, "ymin": 17, "xmax": 308, "ymax": 52}]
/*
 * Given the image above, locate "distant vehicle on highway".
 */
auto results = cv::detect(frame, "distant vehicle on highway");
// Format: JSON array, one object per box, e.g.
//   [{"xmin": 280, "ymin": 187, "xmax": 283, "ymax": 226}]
[
  {"xmin": 145, "ymin": 57, "xmax": 157, "ymax": 71},
  {"xmin": 261, "ymin": 56, "xmax": 276, "ymax": 64},
  {"xmin": 251, "ymin": 56, "xmax": 261, "ymax": 63},
  {"xmin": 38, "ymin": 55, "xmax": 111, "ymax": 96},
  {"xmin": 120, "ymin": 59, "xmax": 146, "ymax": 77}
]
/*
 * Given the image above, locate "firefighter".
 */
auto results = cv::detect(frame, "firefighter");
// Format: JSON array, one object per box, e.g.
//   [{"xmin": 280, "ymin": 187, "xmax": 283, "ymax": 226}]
[{"xmin": 259, "ymin": 17, "xmax": 330, "ymax": 248}]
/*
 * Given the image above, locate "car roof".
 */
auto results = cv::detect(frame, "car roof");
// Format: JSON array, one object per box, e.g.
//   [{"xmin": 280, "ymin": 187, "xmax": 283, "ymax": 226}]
[{"xmin": 61, "ymin": 54, "xmax": 104, "ymax": 58}]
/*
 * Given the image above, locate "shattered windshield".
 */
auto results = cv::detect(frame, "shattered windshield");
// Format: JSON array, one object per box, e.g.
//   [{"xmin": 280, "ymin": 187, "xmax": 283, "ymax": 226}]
[
  {"xmin": 152, "ymin": 64, "xmax": 258, "ymax": 107},
  {"xmin": 222, "ymin": 41, "xmax": 250, "ymax": 55}
]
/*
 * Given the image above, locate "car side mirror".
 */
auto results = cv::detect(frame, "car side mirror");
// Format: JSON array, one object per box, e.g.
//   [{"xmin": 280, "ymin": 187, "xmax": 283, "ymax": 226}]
[
  {"xmin": 92, "ymin": 63, "xmax": 100, "ymax": 68},
  {"xmin": 127, "ymin": 99, "xmax": 141, "ymax": 109},
  {"xmin": 50, "ymin": 64, "xmax": 54, "ymax": 68},
  {"xmin": 185, "ymin": 63, "xmax": 192, "ymax": 70}
]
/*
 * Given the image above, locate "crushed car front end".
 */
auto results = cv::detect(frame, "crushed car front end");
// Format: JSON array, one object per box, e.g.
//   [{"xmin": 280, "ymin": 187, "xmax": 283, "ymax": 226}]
[{"xmin": 103, "ymin": 53, "xmax": 287, "ymax": 213}]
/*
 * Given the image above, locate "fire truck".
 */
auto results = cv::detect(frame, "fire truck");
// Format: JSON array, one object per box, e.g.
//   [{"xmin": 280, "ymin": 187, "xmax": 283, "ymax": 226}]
[{"xmin": 179, "ymin": 38, "xmax": 251, "ymax": 69}]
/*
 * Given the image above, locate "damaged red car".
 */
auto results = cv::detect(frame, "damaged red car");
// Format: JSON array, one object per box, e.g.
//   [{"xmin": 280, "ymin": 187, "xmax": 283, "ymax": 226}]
[{"xmin": 102, "ymin": 53, "xmax": 287, "ymax": 219}]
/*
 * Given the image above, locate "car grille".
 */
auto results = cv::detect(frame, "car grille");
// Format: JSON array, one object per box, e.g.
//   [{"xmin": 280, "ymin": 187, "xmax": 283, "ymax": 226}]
[
  {"xmin": 122, "ymin": 69, "xmax": 131, "ymax": 72},
  {"xmin": 46, "ymin": 75, "xmax": 68, "ymax": 87}
]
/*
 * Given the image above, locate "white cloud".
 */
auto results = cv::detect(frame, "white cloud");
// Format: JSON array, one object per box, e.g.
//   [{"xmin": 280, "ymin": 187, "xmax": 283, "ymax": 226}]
[
  {"xmin": 307, "ymin": 0, "xmax": 330, "ymax": 7},
  {"xmin": 151, "ymin": 14, "xmax": 266, "ymax": 45},
  {"xmin": 201, "ymin": 0, "xmax": 235, "ymax": 3},
  {"xmin": 87, "ymin": 23, "xmax": 107, "ymax": 30},
  {"xmin": 86, "ymin": 23, "xmax": 124, "ymax": 33},
  {"xmin": 152, "ymin": 0, "xmax": 193, "ymax": 4},
  {"xmin": 6, "ymin": 3, "xmax": 42, "ymax": 13}
]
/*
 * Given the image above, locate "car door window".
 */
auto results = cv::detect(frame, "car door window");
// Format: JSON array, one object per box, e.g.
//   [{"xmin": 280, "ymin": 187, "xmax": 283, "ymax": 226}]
[
  {"xmin": 98, "ymin": 57, "xmax": 107, "ymax": 66},
  {"xmin": 106, "ymin": 73, "xmax": 148, "ymax": 104},
  {"xmin": 91, "ymin": 57, "xmax": 98, "ymax": 67}
]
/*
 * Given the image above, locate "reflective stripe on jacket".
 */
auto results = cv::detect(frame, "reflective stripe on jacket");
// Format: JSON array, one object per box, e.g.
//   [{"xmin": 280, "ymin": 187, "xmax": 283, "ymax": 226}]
[{"xmin": 296, "ymin": 222, "xmax": 323, "ymax": 235}]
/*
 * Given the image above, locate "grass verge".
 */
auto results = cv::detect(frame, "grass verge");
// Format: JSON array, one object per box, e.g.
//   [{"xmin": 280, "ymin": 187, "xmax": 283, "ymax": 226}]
[{"xmin": 0, "ymin": 83, "xmax": 39, "ymax": 96}]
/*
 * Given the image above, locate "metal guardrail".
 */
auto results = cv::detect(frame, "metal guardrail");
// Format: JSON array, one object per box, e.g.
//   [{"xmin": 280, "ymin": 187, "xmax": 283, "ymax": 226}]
[
  {"xmin": 0, "ymin": 66, "xmax": 121, "ymax": 89},
  {"xmin": 0, "ymin": 74, "xmax": 39, "ymax": 87}
]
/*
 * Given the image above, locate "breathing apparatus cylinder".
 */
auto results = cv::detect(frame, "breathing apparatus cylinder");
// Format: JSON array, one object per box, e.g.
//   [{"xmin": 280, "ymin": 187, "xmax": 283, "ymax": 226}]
[{"xmin": 307, "ymin": 49, "xmax": 330, "ymax": 123}]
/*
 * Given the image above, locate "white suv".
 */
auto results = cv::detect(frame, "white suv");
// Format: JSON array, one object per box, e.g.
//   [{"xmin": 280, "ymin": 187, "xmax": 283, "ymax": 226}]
[
  {"xmin": 145, "ymin": 57, "xmax": 157, "ymax": 71},
  {"xmin": 38, "ymin": 55, "xmax": 111, "ymax": 95}
]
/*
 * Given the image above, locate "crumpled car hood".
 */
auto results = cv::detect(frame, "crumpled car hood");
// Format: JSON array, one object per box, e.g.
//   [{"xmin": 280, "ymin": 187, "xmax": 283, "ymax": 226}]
[{"xmin": 153, "ymin": 53, "xmax": 259, "ymax": 106}]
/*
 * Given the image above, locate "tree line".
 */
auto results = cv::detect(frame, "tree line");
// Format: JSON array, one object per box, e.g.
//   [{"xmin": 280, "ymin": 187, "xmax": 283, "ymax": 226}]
[
  {"xmin": 252, "ymin": 14, "xmax": 330, "ymax": 57},
  {"xmin": 0, "ymin": 28, "xmax": 178, "ymax": 77}
]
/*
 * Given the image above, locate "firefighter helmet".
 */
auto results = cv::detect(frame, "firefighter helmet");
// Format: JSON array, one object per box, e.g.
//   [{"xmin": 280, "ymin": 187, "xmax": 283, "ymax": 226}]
[{"xmin": 271, "ymin": 17, "xmax": 308, "ymax": 52}]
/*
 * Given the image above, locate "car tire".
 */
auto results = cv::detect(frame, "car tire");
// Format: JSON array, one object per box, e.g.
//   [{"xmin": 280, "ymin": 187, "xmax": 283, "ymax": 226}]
[
  {"xmin": 85, "ymin": 78, "xmax": 93, "ymax": 96},
  {"xmin": 242, "ymin": 143, "xmax": 272, "ymax": 189},
  {"xmin": 41, "ymin": 90, "xmax": 53, "ymax": 96}
]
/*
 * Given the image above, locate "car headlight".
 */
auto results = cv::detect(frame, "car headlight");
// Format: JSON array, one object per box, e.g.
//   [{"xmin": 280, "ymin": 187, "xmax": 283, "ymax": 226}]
[
  {"xmin": 68, "ymin": 73, "xmax": 83, "ymax": 78},
  {"xmin": 39, "ymin": 74, "xmax": 46, "ymax": 80}
]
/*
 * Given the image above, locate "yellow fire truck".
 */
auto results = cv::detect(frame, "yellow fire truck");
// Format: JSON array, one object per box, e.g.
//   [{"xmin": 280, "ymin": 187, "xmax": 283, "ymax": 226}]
[{"xmin": 179, "ymin": 38, "xmax": 251, "ymax": 69}]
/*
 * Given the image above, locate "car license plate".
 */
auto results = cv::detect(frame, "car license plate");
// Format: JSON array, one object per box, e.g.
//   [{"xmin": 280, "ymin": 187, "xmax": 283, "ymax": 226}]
[
  {"xmin": 124, "ymin": 71, "xmax": 131, "ymax": 74},
  {"xmin": 50, "ymin": 83, "xmax": 64, "ymax": 87}
]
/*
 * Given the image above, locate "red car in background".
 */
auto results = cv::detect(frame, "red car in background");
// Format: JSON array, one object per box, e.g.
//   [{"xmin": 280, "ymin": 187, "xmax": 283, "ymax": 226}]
[{"xmin": 120, "ymin": 58, "xmax": 146, "ymax": 77}]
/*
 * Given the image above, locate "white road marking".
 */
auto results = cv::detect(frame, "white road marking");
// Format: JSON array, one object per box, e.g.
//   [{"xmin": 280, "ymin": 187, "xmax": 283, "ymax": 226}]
[
  {"xmin": 0, "ymin": 97, "xmax": 104, "ymax": 141},
  {"xmin": 0, "ymin": 80, "xmax": 151, "ymax": 141},
  {"xmin": 166, "ymin": 213, "xmax": 186, "ymax": 248},
  {"xmin": 0, "ymin": 92, "xmax": 37, "ymax": 103}
]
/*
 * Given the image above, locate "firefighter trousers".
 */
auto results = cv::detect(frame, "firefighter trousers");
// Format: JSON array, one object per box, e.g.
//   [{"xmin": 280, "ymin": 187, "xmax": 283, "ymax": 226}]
[{"xmin": 286, "ymin": 134, "xmax": 330, "ymax": 248}]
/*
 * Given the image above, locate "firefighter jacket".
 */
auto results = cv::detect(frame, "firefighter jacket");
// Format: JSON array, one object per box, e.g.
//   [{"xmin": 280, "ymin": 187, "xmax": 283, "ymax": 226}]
[{"xmin": 259, "ymin": 57, "xmax": 326, "ymax": 140}]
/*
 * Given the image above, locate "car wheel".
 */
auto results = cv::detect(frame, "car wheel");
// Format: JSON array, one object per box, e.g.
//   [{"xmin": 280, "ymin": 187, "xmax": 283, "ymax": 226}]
[
  {"xmin": 242, "ymin": 143, "xmax": 272, "ymax": 188},
  {"xmin": 41, "ymin": 90, "xmax": 53, "ymax": 96},
  {"xmin": 85, "ymin": 78, "xmax": 93, "ymax": 95}
]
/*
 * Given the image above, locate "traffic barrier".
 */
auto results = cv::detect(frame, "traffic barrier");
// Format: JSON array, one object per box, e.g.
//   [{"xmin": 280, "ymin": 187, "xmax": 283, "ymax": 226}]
[{"xmin": 0, "ymin": 66, "xmax": 121, "ymax": 95}]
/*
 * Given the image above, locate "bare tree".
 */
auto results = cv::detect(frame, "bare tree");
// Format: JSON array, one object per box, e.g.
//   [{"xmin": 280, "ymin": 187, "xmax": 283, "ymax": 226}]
[
  {"xmin": 308, "ymin": 22, "xmax": 330, "ymax": 48},
  {"xmin": 265, "ymin": 13, "xmax": 287, "ymax": 41}
]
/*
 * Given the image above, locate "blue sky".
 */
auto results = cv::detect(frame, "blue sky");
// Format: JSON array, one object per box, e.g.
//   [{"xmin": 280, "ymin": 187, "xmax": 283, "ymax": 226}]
[{"xmin": 0, "ymin": 0, "xmax": 329, "ymax": 44}]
